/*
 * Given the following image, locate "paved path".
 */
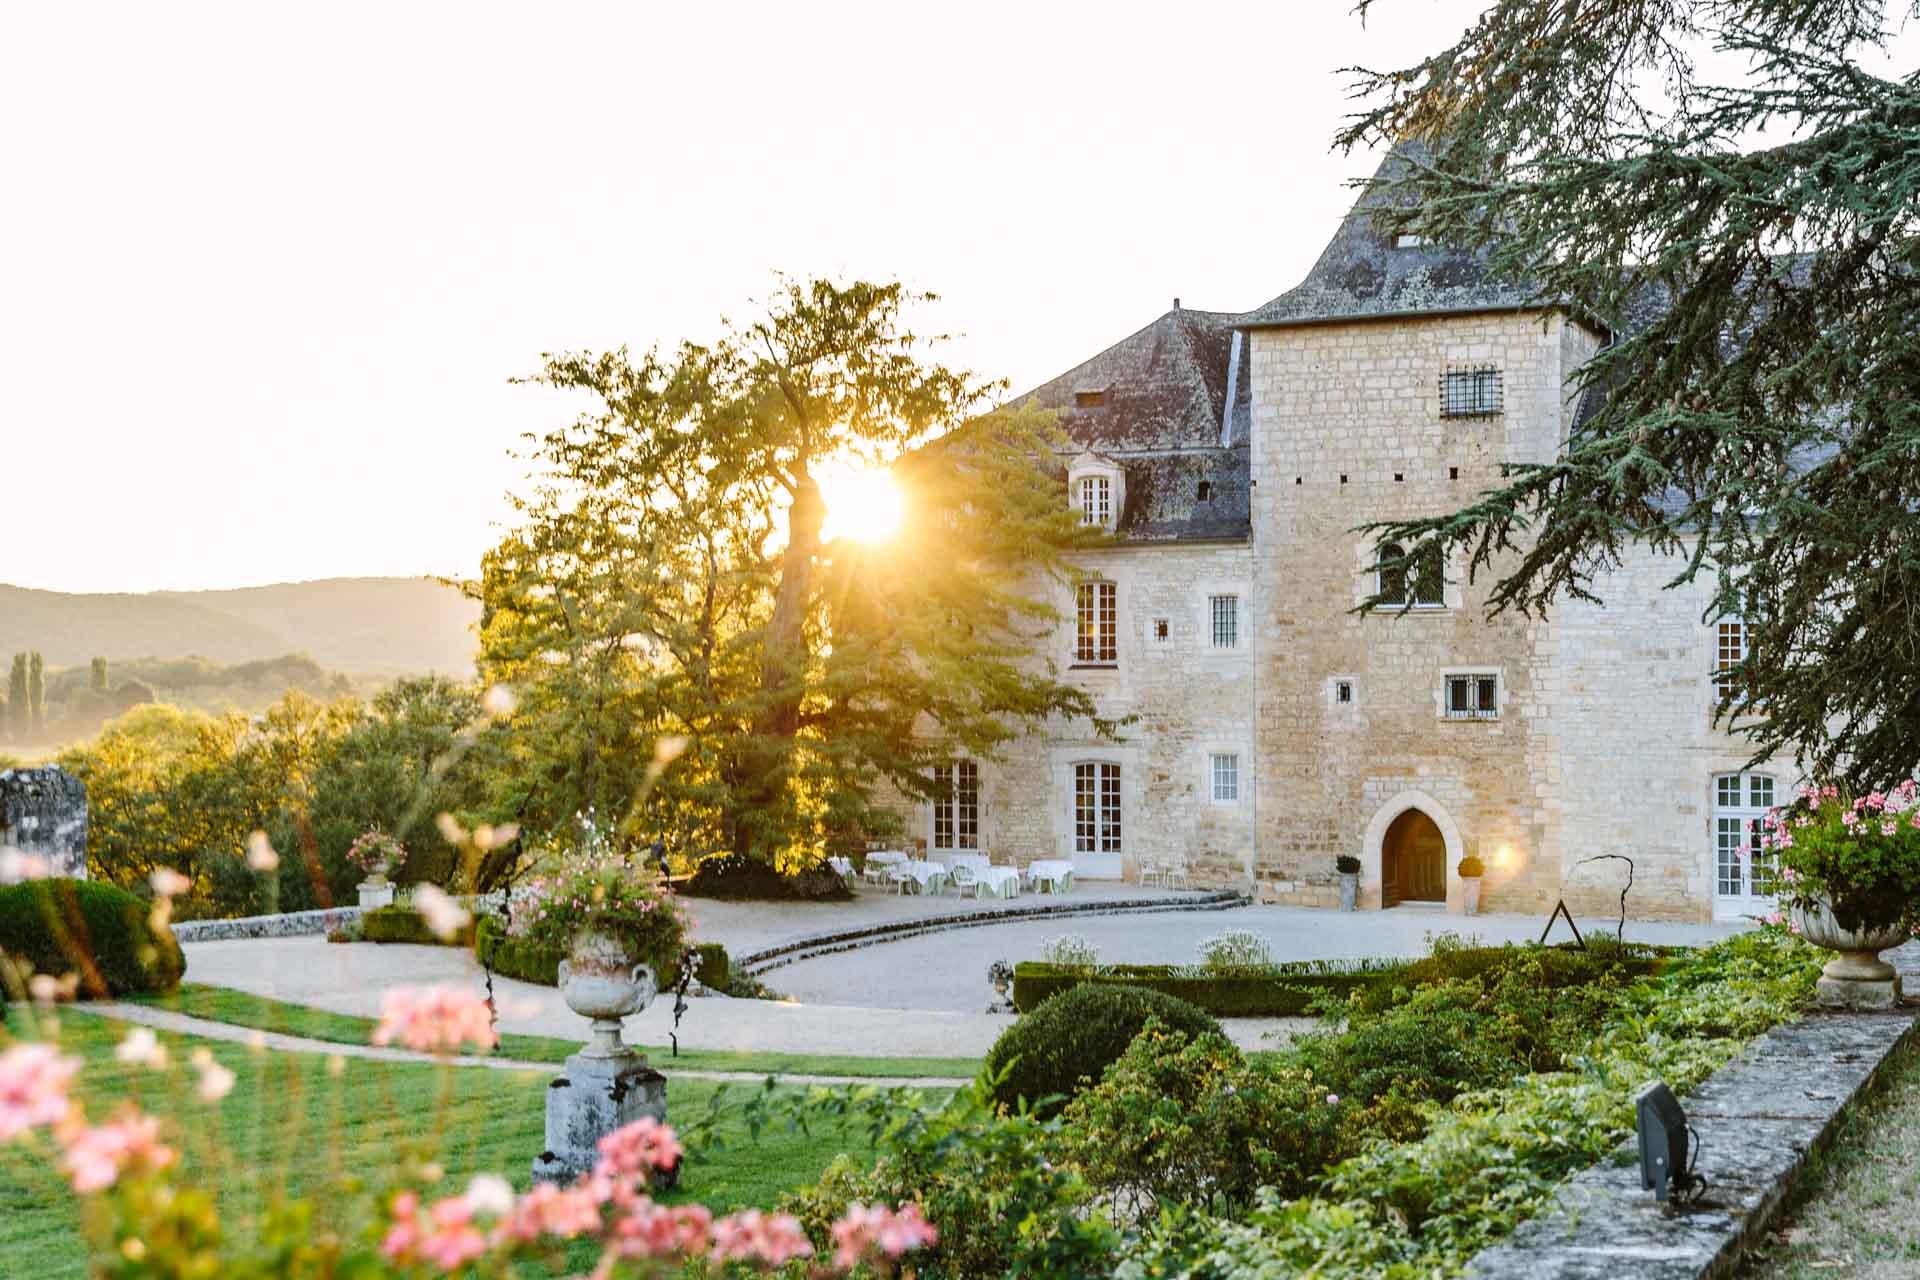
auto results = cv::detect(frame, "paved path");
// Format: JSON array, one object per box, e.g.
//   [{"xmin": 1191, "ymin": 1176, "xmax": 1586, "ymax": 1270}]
[
  {"xmin": 767, "ymin": 903, "xmax": 1751, "ymax": 1013},
  {"xmin": 64, "ymin": 1003, "xmax": 975, "ymax": 1087}
]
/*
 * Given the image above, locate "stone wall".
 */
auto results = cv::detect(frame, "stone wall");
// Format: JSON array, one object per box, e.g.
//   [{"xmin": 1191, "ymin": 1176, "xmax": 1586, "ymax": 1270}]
[{"xmin": 0, "ymin": 766, "xmax": 88, "ymax": 880}]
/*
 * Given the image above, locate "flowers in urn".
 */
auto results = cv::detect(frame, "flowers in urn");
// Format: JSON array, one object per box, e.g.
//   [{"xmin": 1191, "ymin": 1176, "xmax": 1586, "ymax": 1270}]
[{"xmin": 346, "ymin": 830, "xmax": 405, "ymax": 883}]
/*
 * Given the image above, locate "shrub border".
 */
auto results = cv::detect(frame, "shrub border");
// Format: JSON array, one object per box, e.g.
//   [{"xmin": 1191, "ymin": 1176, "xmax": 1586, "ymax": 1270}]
[{"xmin": 1012, "ymin": 958, "xmax": 1405, "ymax": 1016}]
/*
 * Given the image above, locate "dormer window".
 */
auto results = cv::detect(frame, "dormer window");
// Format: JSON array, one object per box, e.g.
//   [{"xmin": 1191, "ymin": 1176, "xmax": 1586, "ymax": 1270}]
[
  {"xmin": 1394, "ymin": 233, "xmax": 1425, "ymax": 249},
  {"xmin": 1079, "ymin": 475, "xmax": 1111, "ymax": 526},
  {"xmin": 1197, "ymin": 480, "xmax": 1213, "ymax": 502},
  {"xmin": 1074, "ymin": 388, "xmax": 1108, "ymax": 409}
]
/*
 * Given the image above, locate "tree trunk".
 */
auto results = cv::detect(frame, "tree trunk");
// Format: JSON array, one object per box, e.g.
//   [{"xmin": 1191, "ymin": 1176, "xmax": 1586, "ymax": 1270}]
[{"xmin": 757, "ymin": 472, "xmax": 823, "ymax": 739}]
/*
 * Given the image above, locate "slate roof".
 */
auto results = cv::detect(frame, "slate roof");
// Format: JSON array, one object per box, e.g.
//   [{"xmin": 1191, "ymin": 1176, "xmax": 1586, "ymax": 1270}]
[
  {"xmin": 1238, "ymin": 139, "xmax": 1546, "ymax": 330},
  {"xmin": 1012, "ymin": 306, "xmax": 1253, "ymax": 544}
]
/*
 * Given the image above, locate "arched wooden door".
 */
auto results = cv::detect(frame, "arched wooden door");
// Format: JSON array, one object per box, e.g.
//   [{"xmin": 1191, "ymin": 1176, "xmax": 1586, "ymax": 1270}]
[{"xmin": 1382, "ymin": 809, "xmax": 1446, "ymax": 906}]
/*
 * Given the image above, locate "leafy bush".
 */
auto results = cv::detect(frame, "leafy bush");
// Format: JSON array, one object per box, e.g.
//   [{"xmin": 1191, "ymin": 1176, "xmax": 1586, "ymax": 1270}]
[
  {"xmin": 1456, "ymin": 854, "xmax": 1485, "ymax": 877},
  {"xmin": 984, "ymin": 983, "xmax": 1220, "ymax": 1117},
  {"xmin": 1040, "ymin": 933, "xmax": 1099, "ymax": 967},
  {"xmin": 473, "ymin": 914, "xmax": 724, "ymax": 991},
  {"xmin": 1197, "ymin": 928, "xmax": 1273, "ymax": 971},
  {"xmin": 679, "ymin": 852, "xmax": 850, "ymax": 901},
  {"xmin": 1013, "ymin": 958, "xmax": 1405, "ymax": 1017},
  {"xmin": 509, "ymin": 860, "xmax": 688, "ymax": 977},
  {"xmin": 1334, "ymin": 854, "xmax": 1361, "ymax": 875},
  {"xmin": 779, "ymin": 1082, "xmax": 1116, "ymax": 1279},
  {"xmin": 1350, "ymin": 935, "xmax": 1659, "ymax": 1016},
  {"xmin": 0, "ymin": 879, "xmax": 185, "ymax": 997},
  {"xmin": 1762, "ymin": 781, "xmax": 1920, "ymax": 931},
  {"xmin": 1053, "ymin": 1022, "xmax": 1349, "ymax": 1224},
  {"xmin": 360, "ymin": 905, "xmax": 472, "ymax": 947}
]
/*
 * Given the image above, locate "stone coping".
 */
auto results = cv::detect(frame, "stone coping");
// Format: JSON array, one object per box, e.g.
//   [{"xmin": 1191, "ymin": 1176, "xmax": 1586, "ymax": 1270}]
[
  {"xmin": 1462, "ymin": 942, "xmax": 1920, "ymax": 1280},
  {"xmin": 172, "ymin": 906, "xmax": 366, "ymax": 943},
  {"xmin": 735, "ymin": 890, "xmax": 1246, "ymax": 975}
]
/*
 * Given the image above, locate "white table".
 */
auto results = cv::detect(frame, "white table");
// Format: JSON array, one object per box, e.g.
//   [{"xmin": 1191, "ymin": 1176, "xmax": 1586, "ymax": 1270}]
[
  {"xmin": 947, "ymin": 853, "xmax": 992, "ymax": 877},
  {"xmin": 895, "ymin": 859, "xmax": 949, "ymax": 895},
  {"xmin": 978, "ymin": 866, "xmax": 1021, "ymax": 898},
  {"xmin": 1027, "ymin": 859, "xmax": 1075, "ymax": 893},
  {"xmin": 866, "ymin": 850, "xmax": 907, "ymax": 867}
]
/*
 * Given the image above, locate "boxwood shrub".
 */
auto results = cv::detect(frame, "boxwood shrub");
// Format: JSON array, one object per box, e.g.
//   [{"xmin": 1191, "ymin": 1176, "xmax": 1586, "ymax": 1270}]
[
  {"xmin": 361, "ymin": 904, "xmax": 475, "ymax": 947},
  {"xmin": 1012, "ymin": 957, "xmax": 1406, "ymax": 1017},
  {"xmin": 0, "ymin": 878, "xmax": 185, "ymax": 998},
  {"xmin": 472, "ymin": 915, "xmax": 727, "ymax": 991},
  {"xmin": 984, "ymin": 982, "xmax": 1221, "ymax": 1117}
]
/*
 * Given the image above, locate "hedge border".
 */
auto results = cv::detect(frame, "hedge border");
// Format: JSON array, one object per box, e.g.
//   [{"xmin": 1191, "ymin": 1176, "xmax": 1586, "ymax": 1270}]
[{"xmin": 1012, "ymin": 957, "xmax": 1406, "ymax": 1016}]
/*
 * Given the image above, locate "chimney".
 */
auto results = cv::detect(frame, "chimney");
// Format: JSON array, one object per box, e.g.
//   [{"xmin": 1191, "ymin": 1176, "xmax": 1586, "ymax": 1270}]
[{"xmin": 1172, "ymin": 297, "xmax": 1181, "ymax": 311}]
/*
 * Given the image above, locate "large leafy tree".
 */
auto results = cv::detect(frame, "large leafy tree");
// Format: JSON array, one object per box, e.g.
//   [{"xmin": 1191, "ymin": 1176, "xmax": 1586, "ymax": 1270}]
[
  {"xmin": 1347, "ymin": 0, "xmax": 1920, "ymax": 786},
  {"xmin": 473, "ymin": 278, "xmax": 1112, "ymax": 865}
]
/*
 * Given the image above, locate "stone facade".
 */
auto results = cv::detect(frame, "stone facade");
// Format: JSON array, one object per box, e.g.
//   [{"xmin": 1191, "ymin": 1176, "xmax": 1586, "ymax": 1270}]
[{"xmin": 0, "ymin": 766, "xmax": 88, "ymax": 880}]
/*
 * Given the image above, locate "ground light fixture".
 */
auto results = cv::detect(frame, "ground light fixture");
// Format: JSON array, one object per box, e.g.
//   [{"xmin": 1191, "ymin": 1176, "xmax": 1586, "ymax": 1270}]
[{"xmin": 1635, "ymin": 1080, "xmax": 1706, "ymax": 1204}]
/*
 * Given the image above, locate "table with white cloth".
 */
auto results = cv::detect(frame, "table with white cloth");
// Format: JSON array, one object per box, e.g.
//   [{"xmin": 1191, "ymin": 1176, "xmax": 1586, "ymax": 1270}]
[
  {"xmin": 865, "ymin": 850, "xmax": 908, "ymax": 868},
  {"xmin": 946, "ymin": 853, "xmax": 992, "ymax": 877},
  {"xmin": 895, "ymin": 859, "xmax": 950, "ymax": 894},
  {"xmin": 1026, "ymin": 859, "xmax": 1075, "ymax": 893},
  {"xmin": 977, "ymin": 865, "xmax": 1021, "ymax": 898}
]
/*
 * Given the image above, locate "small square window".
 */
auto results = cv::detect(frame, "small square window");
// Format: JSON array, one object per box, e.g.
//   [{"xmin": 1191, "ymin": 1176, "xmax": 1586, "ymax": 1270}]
[
  {"xmin": 1443, "ymin": 673, "xmax": 1499, "ymax": 720},
  {"xmin": 1209, "ymin": 595, "xmax": 1238, "ymax": 649},
  {"xmin": 1440, "ymin": 367, "xmax": 1503, "ymax": 418},
  {"xmin": 1152, "ymin": 618, "xmax": 1170, "ymax": 643},
  {"xmin": 1197, "ymin": 480, "xmax": 1213, "ymax": 501},
  {"xmin": 1209, "ymin": 753, "xmax": 1239, "ymax": 803},
  {"xmin": 1336, "ymin": 680, "xmax": 1354, "ymax": 705}
]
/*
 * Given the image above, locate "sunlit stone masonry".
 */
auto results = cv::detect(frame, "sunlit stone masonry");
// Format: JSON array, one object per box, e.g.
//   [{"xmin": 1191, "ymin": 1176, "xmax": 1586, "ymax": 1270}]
[
  {"xmin": 0, "ymin": 765, "xmax": 89, "ymax": 880},
  {"xmin": 882, "ymin": 140, "xmax": 1786, "ymax": 925}
]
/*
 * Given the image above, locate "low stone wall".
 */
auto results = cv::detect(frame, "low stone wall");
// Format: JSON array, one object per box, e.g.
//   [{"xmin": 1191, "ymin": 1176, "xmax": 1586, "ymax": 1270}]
[
  {"xmin": 172, "ymin": 907, "xmax": 364, "ymax": 943},
  {"xmin": 1463, "ymin": 942, "xmax": 1920, "ymax": 1280}
]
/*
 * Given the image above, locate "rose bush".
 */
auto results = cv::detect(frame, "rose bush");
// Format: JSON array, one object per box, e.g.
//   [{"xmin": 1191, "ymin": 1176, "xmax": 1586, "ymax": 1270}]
[{"xmin": 1760, "ymin": 781, "xmax": 1920, "ymax": 933}]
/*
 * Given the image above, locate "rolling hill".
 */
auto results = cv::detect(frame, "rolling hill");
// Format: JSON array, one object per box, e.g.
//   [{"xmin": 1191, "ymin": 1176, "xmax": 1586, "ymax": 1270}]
[{"xmin": 0, "ymin": 577, "xmax": 480, "ymax": 675}]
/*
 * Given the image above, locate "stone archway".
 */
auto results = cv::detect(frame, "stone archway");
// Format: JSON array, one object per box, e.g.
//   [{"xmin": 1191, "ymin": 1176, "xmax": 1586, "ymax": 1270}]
[
  {"xmin": 1360, "ymin": 790, "xmax": 1467, "ymax": 911},
  {"xmin": 1382, "ymin": 809, "xmax": 1446, "ymax": 905}
]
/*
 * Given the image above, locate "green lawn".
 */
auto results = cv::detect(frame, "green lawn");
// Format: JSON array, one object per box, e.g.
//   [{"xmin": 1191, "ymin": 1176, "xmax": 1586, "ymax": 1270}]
[
  {"xmin": 132, "ymin": 984, "xmax": 982, "ymax": 1080},
  {"xmin": 1740, "ymin": 1035, "xmax": 1920, "ymax": 1279},
  {"xmin": 1, "ymin": 1005, "xmax": 934, "ymax": 1278}
]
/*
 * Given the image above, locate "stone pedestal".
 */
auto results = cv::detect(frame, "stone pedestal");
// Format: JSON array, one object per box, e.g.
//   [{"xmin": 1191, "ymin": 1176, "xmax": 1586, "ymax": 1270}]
[
  {"xmin": 531, "ymin": 1048, "xmax": 666, "ymax": 1185},
  {"xmin": 357, "ymin": 878, "xmax": 394, "ymax": 910},
  {"xmin": 1462, "ymin": 877, "xmax": 1482, "ymax": 917},
  {"xmin": 0, "ymin": 766, "xmax": 88, "ymax": 879},
  {"xmin": 1337, "ymin": 873, "xmax": 1358, "ymax": 912},
  {"xmin": 1794, "ymin": 900, "xmax": 1910, "ymax": 1012}
]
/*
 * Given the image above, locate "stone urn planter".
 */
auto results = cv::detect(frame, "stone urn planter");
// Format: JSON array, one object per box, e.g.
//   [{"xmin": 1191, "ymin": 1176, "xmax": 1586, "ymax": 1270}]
[
  {"xmin": 1792, "ymin": 898, "xmax": 1910, "ymax": 1010},
  {"xmin": 356, "ymin": 874, "xmax": 394, "ymax": 910},
  {"xmin": 1457, "ymin": 856, "xmax": 1485, "ymax": 917},
  {"xmin": 1335, "ymin": 857, "xmax": 1360, "ymax": 912},
  {"xmin": 557, "ymin": 930, "xmax": 659, "ymax": 1059}
]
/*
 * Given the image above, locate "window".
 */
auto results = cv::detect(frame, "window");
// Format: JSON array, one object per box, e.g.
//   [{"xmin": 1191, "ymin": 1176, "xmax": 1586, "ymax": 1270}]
[
  {"xmin": 1377, "ymin": 542, "xmax": 1444, "ymax": 607},
  {"xmin": 1074, "ymin": 762, "xmax": 1122, "ymax": 853},
  {"xmin": 932, "ymin": 760, "xmax": 980, "ymax": 851},
  {"xmin": 1714, "ymin": 772, "xmax": 1776, "ymax": 901},
  {"xmin": 1394, "ymin": 233, "xmax": 1424, "ymax": 248},
  {"xmin": 1152, "ymin": 618, "xmax": 1169, "ymax": 643},
  {"xmin": 1197, "ymin": 480, "xmax": 1213, "ymax": 502},
  {"xmin": 1440, "ymin": 367, "xmax": 1503, "ymax": 417},
  {"xmin": 1715, "ymin": 620, "xmax": 1747, "ymax": 675},
  {"xmin": 1336, "ymin": 680, "xmax": 1354, "ymax": 704},
  {"xmin": 1209, "ymin": 594, "xmax": 1238, "ymax": 649},
  {"xmin": 1074, "ymin": 388, "xmax": 1107, "ymax": 409},
  {"xmin": 1078, "ymin": 476, "xmax": 1111, "ymax": 526},
  {"xmin": 1444, "ymin": 673, "xmax": 1499, "ymax": 720},
  {"xmin": 1209, "ymin": 753, "xmax": 1239, "ymax": 803},
  {"xmin": 1075, "ymin": 580, "xmax": 1117, "ymax": 663}
]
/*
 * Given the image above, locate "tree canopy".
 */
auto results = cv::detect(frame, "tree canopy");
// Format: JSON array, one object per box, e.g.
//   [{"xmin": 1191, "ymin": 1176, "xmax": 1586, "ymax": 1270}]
[
  {"xmin": 470, "ymin": 278, "xmax": 1114, "ymax": 866},
  {"xmin": 1348, "ymin": 0, "xmax": 1920, "ymax": 786}
]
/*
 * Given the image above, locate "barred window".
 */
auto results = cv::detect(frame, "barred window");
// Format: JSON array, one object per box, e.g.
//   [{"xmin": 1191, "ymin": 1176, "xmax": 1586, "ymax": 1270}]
[
  {"xmin": 1078, "ymin": 476, "xmax": 1111, "ymax": 526},
  {"xmin": 932, "ymin": 760, "xmax": 979, "ymax": 851},
  {"xmin": 1377, "ymin": 542, "xmax": 1444, "ymax": 607},
  {"xmin": 1440, "ymin": 367, "xmax": 1503, "ymax": 417},
  {"xmin": 1074, "ymin": 761, "xmax": 1122, "ymax": 853},
  {"xmin": 1209, "ymin": 753, "xmax": 1239, "ymax": 803},
  {"xmin": 1444, "ymin": 673, "xmax": 1499, "ymax": 720},
  {"xmin": 1076, "ymin": 580, "xmax": 1117, "ymax": 663},
  {"xmin": 1209, "ymin": 594, "xmax": 1238, "ymax": 648}
]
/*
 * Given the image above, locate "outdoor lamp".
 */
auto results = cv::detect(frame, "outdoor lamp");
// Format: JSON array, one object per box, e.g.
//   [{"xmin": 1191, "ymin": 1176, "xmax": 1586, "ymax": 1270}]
[{"xmin": 1634, "ymin": 1080, "xmax": 1703, "ymax": 1203}]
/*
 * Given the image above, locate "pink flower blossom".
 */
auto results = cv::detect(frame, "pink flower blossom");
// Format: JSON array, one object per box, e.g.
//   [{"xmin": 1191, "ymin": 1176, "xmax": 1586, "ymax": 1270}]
[
  {"xmin": 371, "ymin": 985, "xmax": 498, "ymax": 1054},
  {"xmin": 830, "ymin": 1202, "xmax": 938, "ymax": 1269},
  {"xmin": 498, "ymin": 1181, "xmax": 605, "ymax": 1241},
  {"xmin": 148, "ymin": 867, "xmax": 191, "ymax": 898},
  {"xmin": 595, "ymin": 1116, "xmax": 683, "ymax": 1180},
  {"xmin": 1881, "ymin": 820, "xmax": 1898, "ymax": 837},
  {"xmin": 1842, "ymin": 810, "xmax": 1860, "ymax": 829},
  {"xmin": 708, "ymin": 1209, "xmax": 814, "ymax": 1267},
  {"xmin": 610, "ymin": 1199, "xmax": 714, "ymax": 1259},
  {"xmin": 380, "ymin": 1192, "xmax": 424, "ymax": 1262},
  {"xmin": 58, "ymin": 1110, "xmax": 175, "ymax": 1193},
  {"xmin": 0, "ymin": 1043, "xmax": 81, "ymax": 1141}
]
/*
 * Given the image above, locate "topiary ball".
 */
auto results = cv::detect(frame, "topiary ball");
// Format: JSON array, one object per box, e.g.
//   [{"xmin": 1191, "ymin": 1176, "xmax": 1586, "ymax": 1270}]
[
  {"xmin": 983, "ymin": 982, "xmax": 1222, "ymax": 1117},
  {"xmin": 0, "ymin": 878, "xmax": 186, "ymax": 999}
]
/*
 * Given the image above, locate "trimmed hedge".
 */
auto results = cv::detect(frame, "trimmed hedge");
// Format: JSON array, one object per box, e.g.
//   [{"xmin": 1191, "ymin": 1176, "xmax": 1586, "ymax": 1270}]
[
  {"xmin": 1012, "ymin": 957, "xmax": 1407, "ymax": 1017},
  {"xmin": 472, "ymin": 915, "xmax": 728, "ymax": 991},
  {"xmin": 361, "ymin": 905, "xmax": 475, "ymax": 947},
  {"xmin": 680, "ymin": 853, "xmax": 851, "ymax": 902},
  {"xmin": 985, "ymin": 983, "xmax": 1222, "ymax": 1117},
  {"xmin": 0, "ymin": 878, "xmax": 185, "ymax": 998}
]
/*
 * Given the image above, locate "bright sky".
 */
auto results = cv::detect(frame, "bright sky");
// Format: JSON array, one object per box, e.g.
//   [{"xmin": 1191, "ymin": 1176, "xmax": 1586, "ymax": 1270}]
[{"xmin": 6, "ymin": 1, "xmax": 1887, "ymax": 594}]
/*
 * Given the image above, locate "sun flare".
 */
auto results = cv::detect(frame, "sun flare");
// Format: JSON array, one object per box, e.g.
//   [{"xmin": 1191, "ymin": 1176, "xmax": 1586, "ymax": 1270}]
[{"xmin": 818, "ymin": 464, "xmax": 905, "ymax": 543}]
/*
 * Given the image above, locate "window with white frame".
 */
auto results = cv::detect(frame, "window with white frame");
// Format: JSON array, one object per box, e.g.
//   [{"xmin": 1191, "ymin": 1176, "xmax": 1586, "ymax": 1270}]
[
  {"xmin": 1377, "ymin": 542, "xmax": 1444, "ymax": 607},
  {"xmin": 1075, "ymin": 580, "xmax": 1117, "ymax": 663},
  {"xmin": 1443, "ymin": 673, "xmax": 1499, "ymax": 720},
  {"xmin": 1209, "ymin": 594, "xmax": 1238, "ymax": 648},
  {"xmin": 1074, "ymin": 762, "xmax": 1122, "ymax": 854},
  {"xmin": 932, "ymin": 760, "xmax": 980, "ymax": 851},
  {"xmin": 1716, "ymin": 619, "xmax": 1747, "ymax": 676},
  {"xmin": 1209, "ymin": 753, "xmax": 1239, "ymax": 803},
  {"xmin": 1714, "ymin": 772, "xmax": 1776, "ymax": 900},
  {"xmin": 1078, "ymin": 476, "xmax": 1111, "ymax": 526},
  {"xmin": 1440, "ymin": 367, "xmax": 1503, "ymax": 417}
]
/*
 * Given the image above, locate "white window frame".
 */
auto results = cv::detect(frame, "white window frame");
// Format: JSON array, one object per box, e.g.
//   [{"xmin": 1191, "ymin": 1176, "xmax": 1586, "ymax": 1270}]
[
  {"xmin": 1078, "ymin": 475, "xmax": 1111, "ymax": 526},
  {"xmin": 931, "ymin": 760, "xmax": 980, "ymax": 852},
  {"xmin": 1715, "ymin": 619, "xmax": 1747, "ymax": 676},
  {"xmin": 1442, "ymin": 672, "xmax": 1500, "ymax": 721},
  {"xmin": 1073, "ymin": 761, "xmax": 1122, "ymax": 854},
  {"xmin": 1209, "ymin": 594, "xmax": 1239, "ymax": 649},
  {"xmin": 1075, "ymin": 580, "xmax": 1118, "ymax": 664},
  {"xmin": 1713, "ymin": 771, "xmax": 1777, "ymax": 913},
  {"xmin": 1208, "ymin": 752, "xmax": 1239, "ymax": 804}
]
